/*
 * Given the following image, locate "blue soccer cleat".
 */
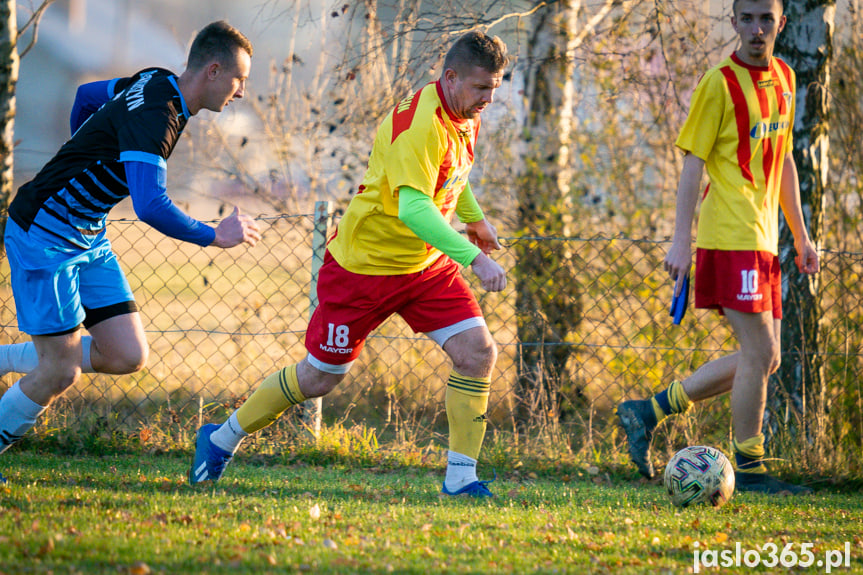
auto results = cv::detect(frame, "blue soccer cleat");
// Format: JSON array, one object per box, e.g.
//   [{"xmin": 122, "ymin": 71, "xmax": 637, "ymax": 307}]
[
  {"xmin": 441, "ymin": 471, "xmax": 496, "ymax": 498},
  {"xmin": 0, "ymin": 472, "xmax": 6, "ymax": 484},
  {"xmin": 188, "ymin": 423, "xmax": 234, "ymax": 485}
]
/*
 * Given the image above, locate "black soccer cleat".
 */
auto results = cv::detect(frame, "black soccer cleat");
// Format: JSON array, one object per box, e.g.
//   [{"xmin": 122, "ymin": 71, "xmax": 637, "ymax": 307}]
[
  {"xmin": 617, "ymin": 399, "xmax": 659, "ymax": 479},
  {"xmin": 736, "ymin": 471, "xmax": 813, "ymax": 495}
]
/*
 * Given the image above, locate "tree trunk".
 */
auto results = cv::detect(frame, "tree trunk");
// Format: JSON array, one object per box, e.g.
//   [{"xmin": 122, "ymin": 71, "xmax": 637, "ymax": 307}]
[
  {"xmin": 0, "ymin": 0, "xmax": 18, "ymax": 250},
  {"xmin": 769, "ymin": 1, "xmax": 833, "ymax": 445},
  {"xmin": 513, "ymin": 0, "xmax": 584, "ymax": 426}
]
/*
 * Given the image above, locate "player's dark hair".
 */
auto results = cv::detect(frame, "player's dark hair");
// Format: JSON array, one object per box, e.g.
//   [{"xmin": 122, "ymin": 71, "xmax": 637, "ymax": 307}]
[
  {"xmin": 443, "ymin": 31, "xmax": 508, "ymax": 76},
  {"xmin": 732, "ymin": 0, "xmax": 784, "ymax": 16},
  {"xmin": 187, "ymin": 21, "xmax": 253, "ymax": 71}
]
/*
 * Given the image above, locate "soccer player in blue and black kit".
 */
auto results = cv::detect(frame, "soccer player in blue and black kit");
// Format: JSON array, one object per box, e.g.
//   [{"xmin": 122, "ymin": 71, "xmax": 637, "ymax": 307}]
[{"xmin": 0, "ymin": 21, "xmax": 261, "ymax": 474}]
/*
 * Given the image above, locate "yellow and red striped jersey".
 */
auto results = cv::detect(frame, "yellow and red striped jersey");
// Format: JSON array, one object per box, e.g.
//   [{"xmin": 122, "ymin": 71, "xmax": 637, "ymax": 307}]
[
  {"xmin": 327, "ymin": 80, "xmax": 479, "ymax": 275},
  {"xmin": 676, "ymin": 53, "xmax": 796, "ymax": 254}
]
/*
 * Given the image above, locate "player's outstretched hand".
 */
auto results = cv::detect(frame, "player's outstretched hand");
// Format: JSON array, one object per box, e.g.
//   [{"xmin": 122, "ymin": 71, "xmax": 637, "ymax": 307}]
[
  {"xmin": 465, "ymin": 220, "xmax": 502, "ymax": 255},
  {"xmin": 212, "ymin": 206, "xmax": 261, "ymax": 248},
  {"xmin": 471, "ymin": 252, "xmax": 506, "ymax": 292}
]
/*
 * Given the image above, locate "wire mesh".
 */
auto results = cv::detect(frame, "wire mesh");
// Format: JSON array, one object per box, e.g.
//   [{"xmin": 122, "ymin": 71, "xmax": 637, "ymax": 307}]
[{"xmin": 0, "ymin": 213, "xmax": 860, "ymax": 465}]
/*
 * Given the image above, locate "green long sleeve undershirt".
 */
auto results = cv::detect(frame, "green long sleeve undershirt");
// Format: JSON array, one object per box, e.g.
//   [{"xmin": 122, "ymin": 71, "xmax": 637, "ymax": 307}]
[
  {"xmin": 455, "ymin": 180, "xmax": 484, "ymax": 223},
  {"xmin": 398, "ymin": 185, "xmax": 483, "ymax": 267}
]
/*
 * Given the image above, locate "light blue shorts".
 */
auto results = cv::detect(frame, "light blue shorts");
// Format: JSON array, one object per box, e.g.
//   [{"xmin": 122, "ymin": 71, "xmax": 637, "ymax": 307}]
[{"xmin": 5, "ymin": 219, "xmax": 136, "ymax": 336}]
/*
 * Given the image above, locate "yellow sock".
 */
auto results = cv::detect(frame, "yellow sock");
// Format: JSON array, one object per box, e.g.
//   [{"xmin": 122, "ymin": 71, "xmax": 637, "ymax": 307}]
[
  {"xmin": 733, "ymin": 433, "xmax": 767, "ymax": 474},
  {"xmin": 445, "ymin": 370, "xmax": 491, "ymax": 460},
  {"xmin": 236, "ymin": 364, "xmax": 306, "ymax": 434},
  {"xmin": 651, "ymin": 379, "xmax": 692, "ymax": 424}
]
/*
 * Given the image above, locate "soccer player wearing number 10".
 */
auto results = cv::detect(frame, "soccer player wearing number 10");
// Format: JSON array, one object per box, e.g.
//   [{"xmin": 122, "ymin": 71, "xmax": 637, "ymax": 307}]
[
  {"xmin": 190, "ymin": 31, "xmax": 509, "ymax": 497},
  {"xmin": 617, "ymin": 0, "xmax": 819, "ymax": 494}
]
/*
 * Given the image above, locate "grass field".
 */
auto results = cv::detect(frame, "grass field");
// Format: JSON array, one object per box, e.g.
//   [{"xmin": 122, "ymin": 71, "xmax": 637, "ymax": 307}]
[{"xmin": 1, "ymin": 450, "xmax": 861, "ymax": 574}]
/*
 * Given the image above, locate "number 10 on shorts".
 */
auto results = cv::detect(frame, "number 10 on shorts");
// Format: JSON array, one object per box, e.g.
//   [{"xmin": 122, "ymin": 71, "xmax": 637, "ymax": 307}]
[{"xmin": 741, "ymin": 269, "xmax": 759, "ymax": 294}]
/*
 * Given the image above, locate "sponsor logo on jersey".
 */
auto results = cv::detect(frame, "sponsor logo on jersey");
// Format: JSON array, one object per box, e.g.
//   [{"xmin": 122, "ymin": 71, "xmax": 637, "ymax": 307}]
[
  {"xmin": 749, "ymin": 120, "xmax": 789, "ymax": 140},
  {"xmin": 441, "ymin": 173, "xmax": 467, "ymax": 191},
  {"xmin": 757, "ymin": 78, "xmax": 775, "ymax": 89}
]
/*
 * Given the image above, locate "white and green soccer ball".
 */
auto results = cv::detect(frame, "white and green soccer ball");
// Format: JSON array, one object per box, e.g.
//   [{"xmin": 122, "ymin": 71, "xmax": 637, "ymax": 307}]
[{"xmin": 664, "ymin": 445, "xmax": 735, "ymax": 508}]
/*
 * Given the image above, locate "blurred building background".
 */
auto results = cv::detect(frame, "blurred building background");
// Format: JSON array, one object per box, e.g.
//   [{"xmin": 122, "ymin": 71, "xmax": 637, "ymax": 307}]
[{"xmin": 13, "ymin": 0, "xmax": 333, "ymax": 205}]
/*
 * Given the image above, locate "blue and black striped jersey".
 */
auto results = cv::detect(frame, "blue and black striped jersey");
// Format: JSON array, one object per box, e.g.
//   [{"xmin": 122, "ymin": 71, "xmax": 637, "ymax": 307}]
[{"xmin": 10, "ymin": 67, "xmax": 190, "ymax": 248}]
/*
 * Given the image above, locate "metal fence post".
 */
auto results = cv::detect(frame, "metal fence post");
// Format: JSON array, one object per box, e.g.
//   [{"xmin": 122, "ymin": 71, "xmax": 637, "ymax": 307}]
[{"xmin": 302, "ymin": 200, "xmax": 332, "ymax": 438}]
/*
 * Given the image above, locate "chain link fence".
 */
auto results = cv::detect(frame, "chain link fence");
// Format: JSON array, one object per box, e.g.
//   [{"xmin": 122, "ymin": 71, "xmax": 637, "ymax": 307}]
[{"xmin": 1, "ymin": 208, "xmax": 861, "ymax": 469}]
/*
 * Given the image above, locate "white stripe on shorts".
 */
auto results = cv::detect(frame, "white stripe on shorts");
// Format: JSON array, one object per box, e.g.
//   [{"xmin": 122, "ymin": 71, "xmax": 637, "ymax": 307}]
[{"xmin": 426, "ymin": 317, "xmax": 486, "ymax": 347}]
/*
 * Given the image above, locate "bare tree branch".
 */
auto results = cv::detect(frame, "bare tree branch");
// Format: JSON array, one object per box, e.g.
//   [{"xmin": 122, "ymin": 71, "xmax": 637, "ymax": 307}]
[
  {"xmin": 17, "ymin": 0, "xmax": 56, "ymax": 59},
  {"xmin": 473, "ymin": 2, "xmax": 550, "ymax": 34}
]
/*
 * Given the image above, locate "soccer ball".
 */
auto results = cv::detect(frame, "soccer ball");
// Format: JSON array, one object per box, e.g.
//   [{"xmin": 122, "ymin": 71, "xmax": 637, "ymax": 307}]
[{"xmin": 664, "ymin": 445, "xmax": 735, "ymax": 508}]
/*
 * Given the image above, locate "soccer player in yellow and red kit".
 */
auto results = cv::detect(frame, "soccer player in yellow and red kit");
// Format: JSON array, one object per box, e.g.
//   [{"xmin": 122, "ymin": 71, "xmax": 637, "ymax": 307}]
[
  {"xmin": 189, "ymin": 31, "xmax": 509, "ymax": 496},
  {"xmin": 617, "ymin": 0, "xmax": 819, "ymax": 494}
]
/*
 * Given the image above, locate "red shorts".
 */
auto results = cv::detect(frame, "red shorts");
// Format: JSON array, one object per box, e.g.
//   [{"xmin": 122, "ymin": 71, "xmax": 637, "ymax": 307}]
[
  {"xmin": 695, "ymin": 249, "xmax": 782, "ymax": 319},
  {"xmin": 305, "ymin": 252, "xmax": 483, "ymax": 366}
]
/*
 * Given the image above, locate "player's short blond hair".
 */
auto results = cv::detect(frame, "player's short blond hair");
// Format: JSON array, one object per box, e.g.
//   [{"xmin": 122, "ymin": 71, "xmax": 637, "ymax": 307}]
[{"xmin": 443, "ymin": 31, "xmax": 509, "ymax": 76}]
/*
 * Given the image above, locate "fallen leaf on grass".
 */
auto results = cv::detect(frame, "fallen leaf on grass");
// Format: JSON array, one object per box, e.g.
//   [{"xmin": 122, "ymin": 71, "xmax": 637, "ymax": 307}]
[
  {"xmin": 128, "ymin": 561, "xmax": 151, "ymax": 575},
  {"xmin": 37, "ymin": 538, "xmax": 54, "ymax": 556},
  {"xmin": 310, "ymin": 503, "xmax": 321, "ymax": 520},
  {"xmin": 176, "ymin": 514, "xmax": 194, "ymax": 525}
]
